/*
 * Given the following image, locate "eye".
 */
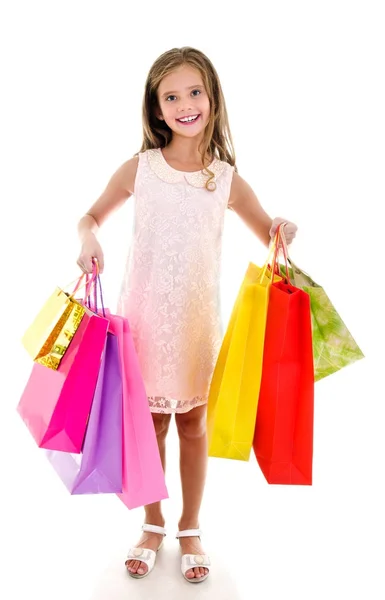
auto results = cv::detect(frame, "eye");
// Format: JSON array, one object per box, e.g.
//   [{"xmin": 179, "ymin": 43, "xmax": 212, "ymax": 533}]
[
  {"xmin": 166, "ymin": 95, "xmax": 177, "ymax": 102},
  {"xmin": 191, "ymin": 89, "xmax": 201, "ymax": 96}
]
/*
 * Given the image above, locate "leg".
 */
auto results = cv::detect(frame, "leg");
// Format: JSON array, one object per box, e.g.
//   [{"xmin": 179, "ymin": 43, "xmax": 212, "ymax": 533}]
[
  {"xmin": 175, "ymin": 404, "xmax": 209, "ymax": 580},
  {"xmin": 126, "ymin": 412, "xmax": 171, "ymax": 576}
]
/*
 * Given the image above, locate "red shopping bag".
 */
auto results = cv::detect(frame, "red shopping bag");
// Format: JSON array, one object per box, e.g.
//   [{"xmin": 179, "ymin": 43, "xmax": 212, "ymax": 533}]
[{"xmin": 253, "ymin": 227, "xmax": 314, "ymax": 484}]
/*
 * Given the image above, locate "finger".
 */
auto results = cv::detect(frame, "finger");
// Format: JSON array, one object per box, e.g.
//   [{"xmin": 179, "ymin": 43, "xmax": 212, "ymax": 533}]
[
  {"xmin": 76, "ymin": 260, "xmax": 89, "ymax": 275},
  {"xmin": 283, "ymin": 226, "xmax": 297, "ymax": 237},
  {"xmin": 270, "ymin": 219, "xmax": 287, "ymax": 238},
  {"xmin": 270, "ymin": 224, "xmax": 279, "ymax": 238},
  {"xmin": 91, "ymin": 256, "xmax": 104, "ymax": 275},
  {"xmin": 81, "ymin": 257, "xmax": 94, "ymax": 274},
  {"xmin": 286, "ymin": 226, "xmax": 297, "ymax": 237},
  {"xmin": 97, "ymin": 255, "xmax": 104, "ymax": 274}
]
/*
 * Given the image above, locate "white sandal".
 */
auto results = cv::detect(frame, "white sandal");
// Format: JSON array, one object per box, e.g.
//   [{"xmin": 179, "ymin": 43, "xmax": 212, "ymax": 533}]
[
  {"xmin": 176, "ymin": 528, "xmax": 211, "ymax": 583},
  {"xmin": 125, "ymin": 524, "xmax": 166, "ymax": 579}
]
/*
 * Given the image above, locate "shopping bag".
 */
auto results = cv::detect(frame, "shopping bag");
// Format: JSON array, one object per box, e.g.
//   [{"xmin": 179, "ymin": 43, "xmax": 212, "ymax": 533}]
[
  {"xmin": 17, "ymin": 303, "xmax": 109, "ymax": 452},
  {"xmin": 279, "ymin": 261, "xmax": 364, "ymax": 381},
  {"xmin": 22, "ymin": 274, "xmax": 88, "ymax": 370},
  {"xmin": 85, "ymin": 278, "xmax": 168, "ymax": 509},
  {"xmin": 45, "ymin": 330, "xmax": 123, "ymax": 494},
  {"xmin": 253, "ymin": 227, "xmax": 314, "ymax": 484},
  {"xmin": 207, "ymin": 240, "xmax": 281, "ymax": 461},
  {"xmin": 108, "ymin": 313, "xmax": 168, "ymax": 509}
]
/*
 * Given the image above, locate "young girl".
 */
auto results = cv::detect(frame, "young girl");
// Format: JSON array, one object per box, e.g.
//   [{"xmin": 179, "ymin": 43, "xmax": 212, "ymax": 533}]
[{"xmin": 76, "ymin": 46, "xmax": 297, "ymax": 583}]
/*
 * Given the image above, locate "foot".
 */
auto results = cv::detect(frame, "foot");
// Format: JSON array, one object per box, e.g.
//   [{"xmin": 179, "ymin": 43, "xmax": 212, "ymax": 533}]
[
  {"xmin": 178, "ymin": 533, "xmax": 209, "ymax": 581},
  {"xmin": 125, "ymin": 525, "xmax": 165, "ymax": 576}
]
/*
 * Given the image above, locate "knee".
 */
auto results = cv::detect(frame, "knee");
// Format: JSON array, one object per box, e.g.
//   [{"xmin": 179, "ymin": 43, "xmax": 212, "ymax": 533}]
[
  {"xmin": 175, "ymin": 406, "xmax": 207, "ymax": 440},
  {"xmin": 152, "ymin": 413, "xmax": 172, "ymax": 439}
]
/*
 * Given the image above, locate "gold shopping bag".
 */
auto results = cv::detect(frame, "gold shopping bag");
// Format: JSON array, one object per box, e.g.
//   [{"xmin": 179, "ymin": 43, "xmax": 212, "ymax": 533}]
[{"xmin": 22, "ymin": 275, "xmax": 88, "ymax": 370}]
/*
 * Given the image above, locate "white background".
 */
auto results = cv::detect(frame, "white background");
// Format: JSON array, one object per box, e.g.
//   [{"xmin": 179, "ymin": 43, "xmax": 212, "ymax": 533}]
[{"xmin": 1, "ymin": 1, "xmax": 384, "ymax": 599}]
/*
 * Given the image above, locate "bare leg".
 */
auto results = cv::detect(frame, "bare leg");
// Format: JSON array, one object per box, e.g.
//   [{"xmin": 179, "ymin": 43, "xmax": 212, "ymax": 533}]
[
  {"xmin": 175, "ymin": 404, "xmax": 209, "ymax": 580},
  {"xmin": 126, "ymin": 412, "xmax": 171, "ymax": 576}
]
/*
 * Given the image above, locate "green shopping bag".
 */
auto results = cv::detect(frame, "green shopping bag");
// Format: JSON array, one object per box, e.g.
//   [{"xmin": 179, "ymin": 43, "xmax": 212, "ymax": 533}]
[{"xmin": 279, "ymin": 260, "xmax": 364, "ymax": 381}]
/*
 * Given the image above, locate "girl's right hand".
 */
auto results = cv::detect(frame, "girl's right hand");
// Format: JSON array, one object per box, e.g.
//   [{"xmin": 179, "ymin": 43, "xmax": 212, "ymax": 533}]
[{"xmin": 77, "ymin": 233, "xmax": 105, "ymax": 274}]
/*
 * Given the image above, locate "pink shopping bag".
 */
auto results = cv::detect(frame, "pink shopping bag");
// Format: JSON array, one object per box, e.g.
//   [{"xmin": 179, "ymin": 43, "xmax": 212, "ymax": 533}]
[
  {"xmin": 103, "ymin": 311, "xmax": 168, "ymax": 509},
  {"xmin": 17, "ymin": 305, "xmax": 109, "ymax": 453},
  {"xmin": 45, "ymin": 330, "xmax": 123, "ymax": 494}
]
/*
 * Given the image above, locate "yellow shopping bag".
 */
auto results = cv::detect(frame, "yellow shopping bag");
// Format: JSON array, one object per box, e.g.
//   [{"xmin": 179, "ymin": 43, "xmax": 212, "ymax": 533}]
[
  {"xmin": 207, "ymin": 244, "xmax": 281, "ymax": 461},
  {"xmin": 22, "ymin": 274, "xmax": 88, "ymax": 370}
]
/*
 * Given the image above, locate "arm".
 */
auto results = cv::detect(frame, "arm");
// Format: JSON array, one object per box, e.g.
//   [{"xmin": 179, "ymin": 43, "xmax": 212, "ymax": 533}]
[
  {"xmin": 77, "ymin": 156, "xmax": 139, "ymax": 272},
  {"xmin": 78, "ymin": 156, "xmax": 139, "ymax": 240},
  {"xmin": 227, "ymin": 172, "xmax": 272, "ymax": 247},
  {"xmin": 227, "ymin": 172, "xmax": 298, "ymax": 247}
]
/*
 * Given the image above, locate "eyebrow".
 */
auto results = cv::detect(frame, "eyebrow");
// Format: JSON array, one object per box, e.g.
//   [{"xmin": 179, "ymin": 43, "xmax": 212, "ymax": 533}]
[{"xmin": 160, "ymin": 84, "xmax": 204, "ymax": 98}]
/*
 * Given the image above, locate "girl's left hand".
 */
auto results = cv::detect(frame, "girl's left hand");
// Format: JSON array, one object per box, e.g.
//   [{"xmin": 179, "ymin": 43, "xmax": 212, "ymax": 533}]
[{"xmin": 269, "ymin": 217, "xmax": 298, "ymax": 245}]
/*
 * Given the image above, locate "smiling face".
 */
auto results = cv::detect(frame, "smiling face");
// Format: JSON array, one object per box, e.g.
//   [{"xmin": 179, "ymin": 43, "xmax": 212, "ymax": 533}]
[{"xmin": 156, "ymin": 64, "xmax": 211, "ymax": 140}]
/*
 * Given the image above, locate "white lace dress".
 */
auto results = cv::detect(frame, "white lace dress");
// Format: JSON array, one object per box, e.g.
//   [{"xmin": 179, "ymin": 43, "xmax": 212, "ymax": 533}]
[{"xmin": 117, "ymin": 148, "xmax": 234, "ymax": 413}]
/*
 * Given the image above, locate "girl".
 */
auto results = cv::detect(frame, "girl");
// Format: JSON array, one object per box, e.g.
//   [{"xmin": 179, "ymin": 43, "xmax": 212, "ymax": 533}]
[{"xmin": 76, "ymin": 46, "xmax": 298, "ymax": 583}]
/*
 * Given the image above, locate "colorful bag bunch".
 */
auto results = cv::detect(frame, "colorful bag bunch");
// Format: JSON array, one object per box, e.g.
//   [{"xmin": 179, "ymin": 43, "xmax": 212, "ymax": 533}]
[
  {"xmin": 17, "ymin": 266, "xmax": 168, "ymax": 509},
  {"xmin": 207, "ymin": 226, "xmax": 364, "ymax": 485}
]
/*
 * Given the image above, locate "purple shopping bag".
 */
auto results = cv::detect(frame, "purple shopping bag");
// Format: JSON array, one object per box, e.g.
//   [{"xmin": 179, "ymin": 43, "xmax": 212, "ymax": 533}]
[
  {"xmin": 45, "ymin": 331, "xmax": 123, "ymax": 494},
  {"xmin": 84, "ymin": 276, "xmax": 168, "ymax": 508}
]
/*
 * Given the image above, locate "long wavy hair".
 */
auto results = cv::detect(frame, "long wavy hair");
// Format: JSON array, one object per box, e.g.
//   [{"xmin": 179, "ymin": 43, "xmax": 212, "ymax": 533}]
[{"xmin": 136, "ymin": 46, "xmax": 237, "ymax": 191}]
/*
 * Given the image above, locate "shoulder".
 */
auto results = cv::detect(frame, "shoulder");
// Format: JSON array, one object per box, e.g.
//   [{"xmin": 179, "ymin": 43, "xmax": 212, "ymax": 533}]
[
  {"xmin": 228, "ymin": 171, "xmax": 252, "ymax": 208},
  {"xmin": 212, "ymin": 157, "xmax": 234, "ymax": 184},
  {"xmin": 115, "ymin": 155, "xmax": 139, "ymax": 195}
]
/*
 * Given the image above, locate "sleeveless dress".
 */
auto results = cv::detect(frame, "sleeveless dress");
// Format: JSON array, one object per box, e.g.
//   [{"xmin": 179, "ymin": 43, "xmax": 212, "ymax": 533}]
[{"xmin": 117, "ymin": 148, "xmax": 234, "ymax": 413}]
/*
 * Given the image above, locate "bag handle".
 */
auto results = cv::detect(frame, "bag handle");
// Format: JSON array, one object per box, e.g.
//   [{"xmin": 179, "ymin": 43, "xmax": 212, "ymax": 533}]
[
  {"xmin": 62, "ymin": 271, "xmax": 95, "ymax": 300},
  {"xmin": 85, "ymin": 263, "xmax": 106, "ymax": 317},
  {"xmin": 259, "ymin": 232, "xmax": 280, "ymax": 284},
  {"xmin": 84, "ymin": 260, "xmax": 99, "ymax": 300},
  {"xmin": 87, "ymin": 275, "xmax": 106, "ymax": 317},
  {"xmin": 271, "ymin": 224, "xmax": 292, "ymax": 284},
  {"xmin": 62, "ymin": 260, "xmax": 99, "ymax": 300}
]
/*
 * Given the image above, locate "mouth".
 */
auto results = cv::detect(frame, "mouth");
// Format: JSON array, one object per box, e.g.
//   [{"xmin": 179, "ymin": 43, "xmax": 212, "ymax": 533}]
[{"xmin": 176, "ymin": 114, "xmax": 201, "ymax": 126}]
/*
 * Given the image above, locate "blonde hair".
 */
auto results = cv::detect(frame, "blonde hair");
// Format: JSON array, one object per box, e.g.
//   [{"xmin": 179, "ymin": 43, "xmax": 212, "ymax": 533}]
[{"xmin": 136, "ymin": 46, "xmax": 237, "ymax": 191}]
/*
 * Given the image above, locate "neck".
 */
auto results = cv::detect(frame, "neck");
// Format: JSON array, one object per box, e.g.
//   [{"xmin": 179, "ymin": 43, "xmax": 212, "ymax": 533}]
[{"xmin": 164, "ymin": 135, "xmax": 211, "ymax": 164}]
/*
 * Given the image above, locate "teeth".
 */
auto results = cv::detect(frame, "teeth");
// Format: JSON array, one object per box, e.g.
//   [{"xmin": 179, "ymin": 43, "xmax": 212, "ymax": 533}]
[{"xmin": 179, "ymin": 115, "xmax": 198, "ymax": 122}]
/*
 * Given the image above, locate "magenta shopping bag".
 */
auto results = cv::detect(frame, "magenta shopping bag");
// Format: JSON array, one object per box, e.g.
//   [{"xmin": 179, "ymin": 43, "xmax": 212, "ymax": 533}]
[
  {"xmin": 45, "ymin": 331, "xmax": 123, "ymax": 493},
  {"xmin": 103, "ymin": 312, "xmax": 168, "ymax": 509},
  {"xmin": 17, "ymin": 306, "xmax": 109, "ymax": 453}
]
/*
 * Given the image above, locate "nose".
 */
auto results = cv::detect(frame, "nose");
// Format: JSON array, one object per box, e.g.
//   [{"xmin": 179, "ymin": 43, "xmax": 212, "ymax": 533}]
[{"xmin": 177, "ymin": 98, "xmax": 194, "ymax": 112}]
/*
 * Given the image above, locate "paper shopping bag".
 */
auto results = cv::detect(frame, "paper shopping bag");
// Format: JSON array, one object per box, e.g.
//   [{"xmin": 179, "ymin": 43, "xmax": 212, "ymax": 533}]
[
  {"xmin": 95, "ymin": 311, "xmax": 168, "ymax": 509},
  {"xmin": 22, "ymin": 272, "xmax": 90, "ymax": 370},
  {"xmin": 17, "ymin": 305, "xmax": 109, "ymax": 452},
  {"xmin": 254, "ymin": 227, "xmax": 314, "ymax": 484},
  {"xmin": 279, "ymin": 262, "xmax": 364, "ymax": 381},
  {"xmin": 207, "ymin": 242, "xmax": 281, "ymax": 461},
  {"xmin": 45, "ymin": 331, "xmax": 123, "ymax": 494},
  {"xmin": 253, "ymin": 278, "xmax": 314, "ymax": 484}
]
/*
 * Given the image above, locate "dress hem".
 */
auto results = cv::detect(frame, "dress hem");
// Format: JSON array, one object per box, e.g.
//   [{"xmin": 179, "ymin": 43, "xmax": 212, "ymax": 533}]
[{"xmin": 149, "ymin": 398, "xmax": 208, "ymax": 414}]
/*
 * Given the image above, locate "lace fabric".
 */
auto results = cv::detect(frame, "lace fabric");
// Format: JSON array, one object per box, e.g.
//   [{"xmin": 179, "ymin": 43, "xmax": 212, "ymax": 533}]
[
  {"xmin": 147, "ymin": 395, "xmax": 207, "ymax": 414},
  {"xmin": 117, "ymin": 148, "xmax": 234, "ymax": 413}
]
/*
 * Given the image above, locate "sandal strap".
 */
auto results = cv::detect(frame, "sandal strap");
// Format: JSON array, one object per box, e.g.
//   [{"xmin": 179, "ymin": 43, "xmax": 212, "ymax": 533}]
[
  {"xmin": 181, "ymin": 553, "xmax": 211, "ymax": 570},
  {"xmin": 126, "ymin": 547, "xmax": 156, "ymax": 566},
  {"xmin": 142, "ymin": 523, "xmax": 166, "ymax": 536},
  {"xmin": 176, "ymin": 528, "xmax": 202, "ymax": 538}
]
